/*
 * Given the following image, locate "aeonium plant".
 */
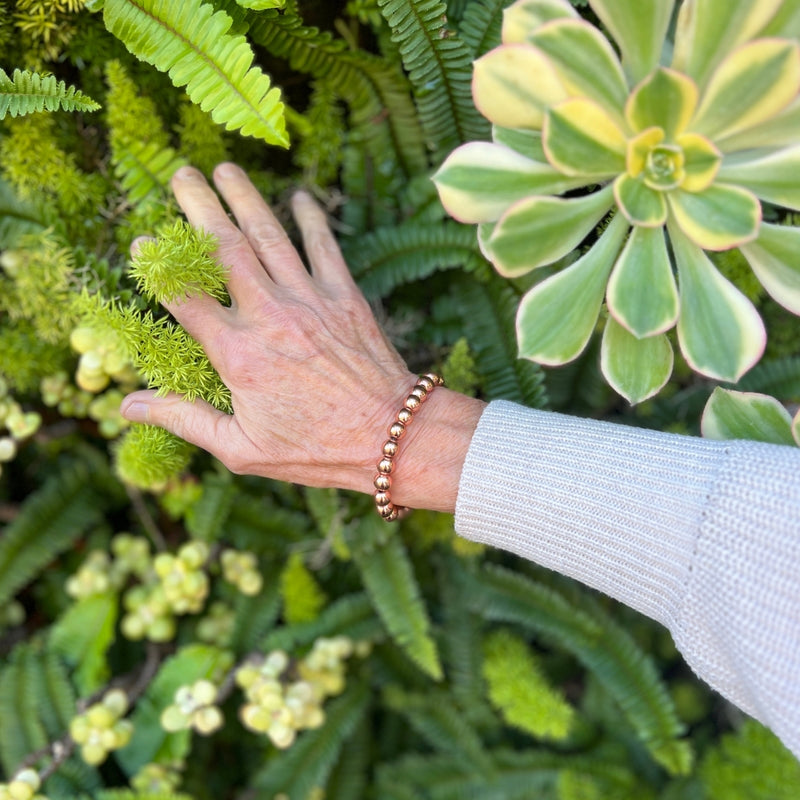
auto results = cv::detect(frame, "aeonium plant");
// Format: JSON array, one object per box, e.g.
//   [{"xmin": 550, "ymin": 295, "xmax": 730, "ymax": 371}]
[{"xmin": 434, "ymin": 0, "xmax": 800, "ymax": 403}]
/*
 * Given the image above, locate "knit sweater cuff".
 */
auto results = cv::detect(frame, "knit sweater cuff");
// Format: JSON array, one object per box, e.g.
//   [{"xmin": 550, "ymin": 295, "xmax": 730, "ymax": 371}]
[{"xmin": 454, "ymin": 400, "xmax": 725, "ymax": 630}]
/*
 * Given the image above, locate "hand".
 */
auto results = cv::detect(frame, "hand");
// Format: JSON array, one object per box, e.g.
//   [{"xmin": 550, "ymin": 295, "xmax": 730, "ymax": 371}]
[{"xmin": 120, "ymin": 164, "xmax": 485, "ymax": 512}]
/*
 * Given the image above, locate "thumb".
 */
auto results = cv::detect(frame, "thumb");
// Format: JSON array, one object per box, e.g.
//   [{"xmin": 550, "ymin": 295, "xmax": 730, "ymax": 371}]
[{"xmin": 120, "ymin": 390, "xmax": 230, "ymax": 455}]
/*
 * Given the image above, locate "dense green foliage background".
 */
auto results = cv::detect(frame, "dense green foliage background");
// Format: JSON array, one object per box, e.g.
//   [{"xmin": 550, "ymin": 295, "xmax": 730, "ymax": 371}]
[{"xmin": 2, "ymin": 1, "xmax": 800, "ymax": 799}]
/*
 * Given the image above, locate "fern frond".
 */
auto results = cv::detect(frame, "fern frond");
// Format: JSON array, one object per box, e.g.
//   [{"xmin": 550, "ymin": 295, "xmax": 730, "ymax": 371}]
[
  {"xmin": 0, "ymin": 68, "xmax": 100, "ymax": 119},
  {"xmin": 248, "ymin": 8, "xmax": 427, "ymax": 176},
  {"xmin": 113, "ymin": 139, "xmax": 188, "ymax": 205},
  {"xmin": 347, "ymin": 515, "xmax": 442, "ymax": 680},
  {"xmin": 458, "ymin": 0, "xmax": 506, "ymax": 57},
  {"xmin": 0, "ymin": 177, "xmax": 47, "ymax": 249},
  {"xmin": 252, "ymin": 682, "xmax": 370, "ymax": 797},
  {"xmin": 734, "ymin": 356, "xmax": 800, "ymax": 402},
  {"xmin": 184, "ymin": 472, "xmax": 236, "ymax": 541},
  {"xmin": 459, "ymin": 275, "xmax": 549, "ymax": 408},
  {"xmin": 324, "ymin": 718, "xmax": 370, "ymax": 800},
  {"xmin": 344, "ymin": 219, "xmax": 490, "ymax": 297},
  {"xmin": 459, "ymin": 562, "xmax": 692, "ymax": 776},
  {"xmin": 102, "ymin": 0, "xmax": 288, "ymax": 146},
  {"xmin": 0, "ymin": 455, "xmax": 114, "ymax": 607},
  {"xmin": 377, "ymin": 0, "xmax": 489, "ymax": 163},
  {"xmin": 229, "ymin": 572, "xmax": 282, "ymax": 653}
]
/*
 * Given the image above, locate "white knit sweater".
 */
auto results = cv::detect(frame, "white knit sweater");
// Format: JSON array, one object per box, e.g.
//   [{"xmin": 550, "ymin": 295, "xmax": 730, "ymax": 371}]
[{"xmin": 454, "ymin": 400, "xmax": 800, "ymax": 758}]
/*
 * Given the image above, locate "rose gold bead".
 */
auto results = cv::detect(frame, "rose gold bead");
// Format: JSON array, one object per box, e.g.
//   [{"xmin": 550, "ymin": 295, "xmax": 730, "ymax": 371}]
[
  {"xmin": 378, "ymin": 502, "xmax": 396, "ymax": 519},
  {"xmin": 397, "ymin": 408, "xmax": 413, "ymax": 424},
  {"xmin": 377, "ymin": 457, "xmax": 394, "ymax": 474},
  {"xmin": 404, "ymin": 394, "xmax": 421, "ymax": 412},
  {"xmin": 410, "ymin": 386, "xmax": 427, "ymax": 402},
  {"xmin": 389, "ymin": 421, "xmax": 406, "ymax": 439},
  {"xmin": 382, "ymin": 439, "xmax": 399, "ymax": 458},
  {"xmin": 374, "ymin": 491, "xmax": 392, "ymax": 507},
  {"xmin": 424, "ymin": 372, "xmax": 444, "ymax": 387},
  {"xmin": 417, "ymin": 376, "xmax": 434, "ymax": 392},
  {"xmin": 374, "ymin": 474, "xmax": 392, "ymax": 492},
  {"xmin": 385, "ymin": 507, "xmax": 400, "ymax": 522}
]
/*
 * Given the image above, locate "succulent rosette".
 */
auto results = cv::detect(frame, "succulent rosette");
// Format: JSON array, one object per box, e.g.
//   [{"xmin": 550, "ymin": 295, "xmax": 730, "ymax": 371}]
[{"xmin": 434, "ymin": 0, "xmax": 800, "ymax": 402}]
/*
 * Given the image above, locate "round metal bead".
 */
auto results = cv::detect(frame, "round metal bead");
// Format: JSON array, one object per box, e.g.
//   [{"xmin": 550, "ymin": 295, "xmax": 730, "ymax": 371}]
[
  {"xmin": 389, "ymin": 421, "xmax": 406, "ymax": 439},
  {"xmin": 410, "ymin": 386, "xmax": 427, "ymax": 402},
  {"xmin": 377, "ymin": 457, "xmax": 394, "ymax": 474},
  {"xmin": 382, "ymin": 439, "xmax": 399, "ymax": 458},
  {"xmin": 417, "ymin": 375, "xmax": 435, "ymax": 392},
  {"xmin": 378, "ymin": 502, "xmax": 396, "ymax": 519},
  {"xmin": 385, "ymin": 507, "xmax": 400, "ymax": 522},
  {"xmin": 374, "ymin": 491, "xmax": 392, "ymax": 507},
  {"xmin": 397, "ymin": 408, "xmax": 413, "ymax": 424},
  {"xmin": 374, "ymin": 474, "xmax": 391, "ymax": 492},
  {"xmin": 404, "ymin": 394, "xmax": 421, "ymax": 412}
]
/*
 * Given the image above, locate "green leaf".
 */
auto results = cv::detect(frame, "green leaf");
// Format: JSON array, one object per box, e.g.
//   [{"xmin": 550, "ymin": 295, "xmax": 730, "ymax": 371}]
[
  {"xmin": 717, "ymin": 144, "xmax": 800, "ymax": 212},
  {"xmin": 489, "ymin": 184, "xmax": 615, "ymax": 276},
  {"xmin": 543, "ymin": 98, "xmax": 626, "ymax": 178},
  {"xmin": 492, "ymin": 125, "xmax": 547, "ymax": 161},
  {"xmin": 348, "ymin": 516, "xmax": 442, "ymax": 680},
  {"xmin": 671, "ymin": 222, "xmax": 766, "ymax": 381},
  {"xmin": 760, "ymin": 1, "xmax": 800, "ymax": 38},
  {"xmin": 601, "ymin": 318, "xmax": 673, "ymax": 404},
  {"xmin": 528, "ymin": 18, "xmax": 628, "ymax": 125},
  {"xmin": 701, "ymin": 387, "xmax": 795, "ymax": 445},
  {"xmin": 667, "ymin": 183, "xmax": 761, "ymax": 251},
  {"xmin": 516, "ymin": 212, "xmax": 628, "ymax": 364},
  {"xmin": 501, "ymin": 0, "xmax": 578, "ymax": 44},
  {"xmin": 589, "ymin": 0, "xmax": 674, "ymax": 84},
  {"xmin": 113, "ymin": 139, "xmax": 188, "ymax": 205},
  {"xmin": 236, "ymin": 0, "xmax": 284, "ymax": 8},
  {"xmin": 0, "ymin": 69, "xmax": 100, "ymax": 119},
  {"xmin": 740, "ymin": 222, "xmax": 800, "ymax": 314},
  {"xmin": 103, "ymin": 0, "xmax": 288, "ymax": 146},
  {"xmin": 691, "ymin": 38, "xmax": 800, "ymax": 144},
  {"xmin": 50, "ymin": 594, "xmax": 118, "ymax": 696},
  {"xmin": 614, "ymin": 174, "xmax": 667, "ymax": 227},
  {"xmin": 607, "ymin": 225, "xmax": 679, "ymax": 337},
  {"xmin": 672, "ymin": 0, "xmax": 785, "ymax": 89},
  {"xmin": 472, "ymin": 43, "xmax": 568, "ymax": 129},
  {"xmin": 625, "ymin": 67, "xmax": 698, "ymax": 139},
  {"xmin": 434, "ymin": 141, "xmax": 586, "ymax": 223},
  {"xmin": 719, "ymin": 96, "xmax": 800, "ymax": 153}
]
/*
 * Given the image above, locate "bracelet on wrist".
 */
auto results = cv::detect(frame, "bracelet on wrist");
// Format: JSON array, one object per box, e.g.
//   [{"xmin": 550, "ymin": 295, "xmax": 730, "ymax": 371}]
[{"xmin": 373, "ymin": 373, "xmax": 444, "ymax": 522}]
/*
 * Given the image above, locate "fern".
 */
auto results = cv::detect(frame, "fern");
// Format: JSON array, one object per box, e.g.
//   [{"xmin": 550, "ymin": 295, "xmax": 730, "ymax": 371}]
[
  {"xmin": 184, "ymin": 472, "xmax": 236, "ymax": 541},
  {"xmin": 248, "ymin": 6, "xmax": 428, "ymax": 177},
  {"xmin": 0, "ymin": 178, "xmax": 45, "ymax": 248},
  {"xmin": 0, "ymin": 68, "xmax": 100, "ymax": 119},
  {"xmin": 459, "ymin": 275, "xmax": 549, "ymax": 408},
  {"xmin": 0, "ymin": 453, "xmax": 117, "ymax": 607},
  {"xmin": 113, "ymin": 139, "xmax": 188, "ymax": 205},
  {"xmin": 377, "ymin": 0, "xmax": 489, "ymax": 163},
  {"xmin": 252, "ymin": 682, "xmax": 370, "ymax": 797},
  {"xmin": 101, "ymin": 0, "xmax": 288, "ymax": 146},
  {"xmin": 458, "ymin": 0, "xmax": 507, "ymax": 57},
  {"xmin": 458, "ymin": 562, "xmax": 692, "ymax": 775},
  {"xmin": 323, "ymin": 718, "xmax": 371, "ymax": 800},
  {"xmin": 347, "ymin": 515, "xmax": 442, "ymax": 680},
  {"xmin": 344, "ymin": 219, "xmax": 490, "ymax": 297},
  {"xmin": 734, "ymin": 356, "xmax": 800, "ymax": 402}
]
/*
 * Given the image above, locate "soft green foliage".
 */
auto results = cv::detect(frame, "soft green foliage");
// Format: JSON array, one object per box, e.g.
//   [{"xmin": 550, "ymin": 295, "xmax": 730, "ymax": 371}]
[
  {"xmin": 0, "ymin": 68, "xmax": 100, "ymax": 118},
  {"xmin": 1, "ymin": 1, "xmax": 799, "ymax": 798}
]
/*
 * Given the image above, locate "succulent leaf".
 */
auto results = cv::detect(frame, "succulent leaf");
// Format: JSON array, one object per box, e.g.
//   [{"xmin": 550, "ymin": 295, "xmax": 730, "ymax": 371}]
[
  {"xmin": 740, "ymin": 222, "xmax": 800, "ymax": 314},
  {"xmin": 471, "ymin": 43, "xmax": 568, "ymax": 129},
  {"xmin": 433, "ymin": 142, "xmax": 587, "ymax": 224},
  {"xmin": 501, "ymin": 0, "xmax": 577, "ymax": 44},
  {"xmin": 701, "ymin": 387, "xmax": 795, "ymax": 445},
  {"xmin": 589, "ymin": 0, "xmax": 675, "ymax": 84},
  {"xmin": 677, "ymin": 132, "xmax": 722, "ymax": 192},
  {"xmin": 601, "ymin": 319, "xmax": 673, "ymax": 404},
  {"xmin": 625, "ymin": 67, "xmax": 699, "ymax": 140},
  {"xmin": 718, "ymin": 96, "xmax": 800, "ymax": 152},
  {"xmin": 614, "ymin": 174, "xmax": 667, "ymax": 227},
  {"xmin": 489, "ymin": 184, "xmax": 615, "ymax": 276},
  {"xmin": 516, "ymin": 212, "xmax": 628, "ymax": 363},
  {"xmin": 607, "ymin": 225, "xmax": 679, "ymax": 338},
  {"xmin": 717, "ymin": 144, "xmax": 800, "ymax": 212},
  {"xmin": 671, "ymin": 223, "xmax": 766, "ymax": 381}
]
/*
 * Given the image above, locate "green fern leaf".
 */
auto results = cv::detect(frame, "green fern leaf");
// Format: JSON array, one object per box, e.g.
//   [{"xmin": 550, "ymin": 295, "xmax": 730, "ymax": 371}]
[
  {"xmin": 458, "ymin": 0, "xmax": 506, "ymax": 57},
  {"xmin": 324, "ymin": 718, "xmax": 371, "ymax": 800},
  {"xmin": 184, "ymin": 472, "xmax": 236, "ymax": 541},
  {"xmin": 252, "ymin": 682, "xmax": 370, "ymax": 797},
  {"xmin": 0, "ymin": 456, "xmax": 114, "ymax": 607},
  {"xmin": 0, "ymin": 176, "xmax": 47, "ymax": 249},
  {"xmin": 459, "ymin": 275, "xmax": 549, "ymax": 408},
  {"xmin": 113, "ymin": 139, "xmax": 188, "ymax": 205},
  {"xmin": 102, "ymin": 0, "xmax": 288, "ymax": 146},
  {"xmin": 377, "ymin": 0, "xmax": 490, "ymax": 162},
  {"xmin": 344, "ymin": 219, "xmax": 490, "ymax": 297},
  {"xmin": 347, "ymin": 515, "xmax": 442, "ymax": 680},
  {"xmin": 0, "ymin": 69, "xmax": 100, "ymax": 119},
  {"xmin": 236, "ymin": 0, "xmax": 285, "ymax": 8},
  {"xmin": 734, "ymin": 356, "xmax": 800, "ymax": 402}
]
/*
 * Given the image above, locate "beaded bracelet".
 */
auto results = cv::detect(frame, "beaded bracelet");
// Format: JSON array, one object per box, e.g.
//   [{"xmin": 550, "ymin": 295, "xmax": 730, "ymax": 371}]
[{"xmin": 373, "ymin": 373, "xmax": 444, "ymax": 522}]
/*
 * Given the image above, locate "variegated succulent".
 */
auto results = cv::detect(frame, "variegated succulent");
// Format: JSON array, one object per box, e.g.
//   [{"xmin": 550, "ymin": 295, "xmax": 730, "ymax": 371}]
[{"xmin": 434, "ymin": 0, "xmax": 800, "ymax": 402}]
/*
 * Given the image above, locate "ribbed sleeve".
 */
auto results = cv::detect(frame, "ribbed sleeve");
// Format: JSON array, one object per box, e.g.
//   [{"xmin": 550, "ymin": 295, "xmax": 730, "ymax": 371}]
[{"xmin": 455, "ymin": 400, "xmax": 800, "ymax": 758}]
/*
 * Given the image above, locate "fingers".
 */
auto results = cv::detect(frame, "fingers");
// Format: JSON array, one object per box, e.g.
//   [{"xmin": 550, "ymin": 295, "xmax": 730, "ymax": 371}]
[
  {"xmin": 290, "ymin": 191, "xmax": 357, "ymax": 292},
  {"xmin": 120, "ymin": 390, "xmax": 245, "ymax": 472},
  {"xmin": 212, "ymin": 163, "xmax": 311, "ymax": 291},
  {"xmin": 171, "ymin": 166, "xmax": 268, "ymax": 304}
]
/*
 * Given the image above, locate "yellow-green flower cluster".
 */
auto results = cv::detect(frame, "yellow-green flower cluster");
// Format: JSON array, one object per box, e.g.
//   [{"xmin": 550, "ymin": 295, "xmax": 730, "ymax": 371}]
[
  {"xmin": 69, "ymin": 324, "xmax": 138, "ymax": 395},
  {"xmin": 0, "ymin": 375, "xmax": 41, "ymax": 480},
  {"xmin": 0, "ymin": 769, "xmax": 47, "ymax": 800},
  {"xmin": 220, "ymin": 549, "xmax": 263, "ymax": 596},
  {"xmin": 69, "ymin": 689, "xmax": 133, "ymax": 766},
  {"xmin": 160, "ymin": 679, "xmax": 224, "ymax": 736},
  {"xmin": 153, "ymin": 541, "xmax": 210, "ymax": 615}
]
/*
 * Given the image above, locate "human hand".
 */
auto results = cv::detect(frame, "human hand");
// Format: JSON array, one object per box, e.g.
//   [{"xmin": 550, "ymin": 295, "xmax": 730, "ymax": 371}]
[{"xmin": 121, "ymin": 164, "xmax": 484, "ymax": 512}]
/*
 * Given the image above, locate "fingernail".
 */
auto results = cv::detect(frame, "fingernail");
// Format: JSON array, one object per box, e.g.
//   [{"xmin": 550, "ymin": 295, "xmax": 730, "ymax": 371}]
[
  {"xmin": 121, "ymin": 401, "xmax": 149, "ymax": 423},
  {"xmin": 215, "ymin": 162, "xmax": 243, "ymax": 179},
  {"xmin": 173, "ymin": 165, "xmax": 202, "ymax": 181}
]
